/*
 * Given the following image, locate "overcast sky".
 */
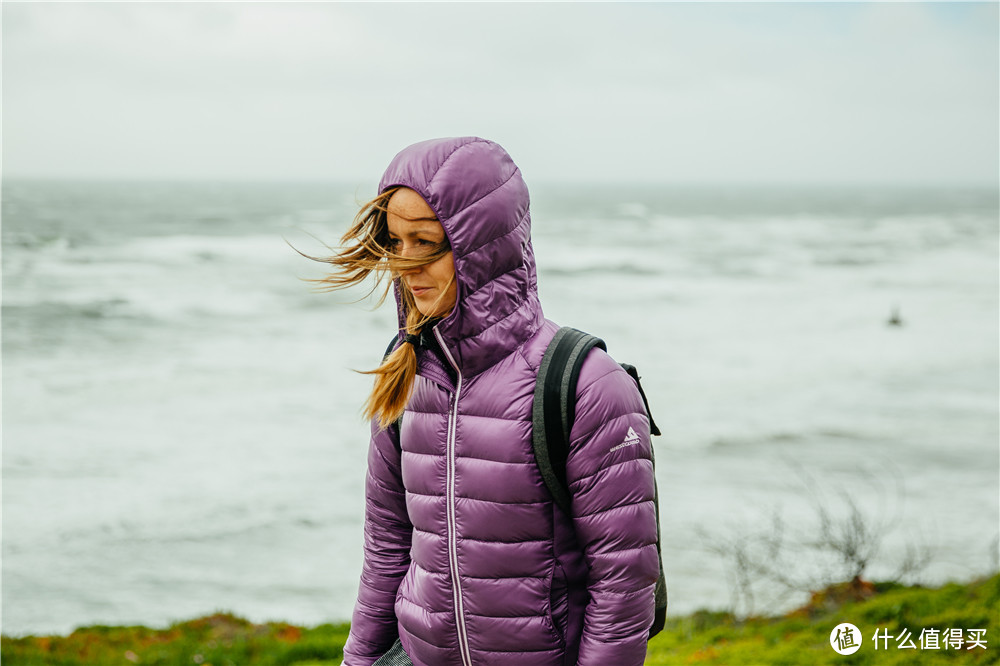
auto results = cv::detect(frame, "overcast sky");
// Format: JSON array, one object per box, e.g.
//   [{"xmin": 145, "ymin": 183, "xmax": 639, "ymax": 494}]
[{"xmin": 3, "ymin": 2, "xmax": 997, "ymax": 185}]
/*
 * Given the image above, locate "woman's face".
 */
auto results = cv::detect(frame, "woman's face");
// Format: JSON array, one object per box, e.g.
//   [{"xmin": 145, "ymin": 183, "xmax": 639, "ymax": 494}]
[{"xmin": 386, "ymin": 188, "xmax": 457, "ymax": 318}]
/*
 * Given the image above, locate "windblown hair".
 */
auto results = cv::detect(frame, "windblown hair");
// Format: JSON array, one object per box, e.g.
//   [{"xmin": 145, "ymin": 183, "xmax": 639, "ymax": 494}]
[{"xmin": 308, "ymin": 187, "xmax": 454, "ymax": 429}]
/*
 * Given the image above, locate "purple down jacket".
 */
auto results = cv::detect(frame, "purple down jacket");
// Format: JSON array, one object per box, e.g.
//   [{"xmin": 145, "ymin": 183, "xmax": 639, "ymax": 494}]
[{"xmin": 342, "ymin": 138, "xmax": 659, "ymax": 666}]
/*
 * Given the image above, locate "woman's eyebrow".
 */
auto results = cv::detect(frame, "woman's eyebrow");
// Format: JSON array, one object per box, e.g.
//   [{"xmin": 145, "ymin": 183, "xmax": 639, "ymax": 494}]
[
  {"xmin": 386, "ymin": 207, "xmax": 438, "ymax": 223},
  {"xmin": 388, "ymin": 224, "xmax": 443, "ymax": 237}
]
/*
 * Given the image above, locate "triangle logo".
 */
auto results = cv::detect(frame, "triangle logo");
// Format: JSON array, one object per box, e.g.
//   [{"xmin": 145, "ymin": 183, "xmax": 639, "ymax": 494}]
[{"xmin": 610, "ymin": 426, "xmax": 642, "ymax": 452}]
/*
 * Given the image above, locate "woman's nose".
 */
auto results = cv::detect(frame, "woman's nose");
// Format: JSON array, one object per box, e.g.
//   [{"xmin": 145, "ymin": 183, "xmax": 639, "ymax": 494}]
[{"xmin": 397, "ymin": 245, "xmax": 422, "ymax": 273}]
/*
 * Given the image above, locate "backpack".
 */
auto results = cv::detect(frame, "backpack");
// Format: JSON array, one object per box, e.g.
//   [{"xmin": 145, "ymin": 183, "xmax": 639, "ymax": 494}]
[
  {"xmin": 532, "ymin": 327, "xmax": 667, "ymax": 639},
  {"xmin": 382, "ymin": 327, "xmax": 668, "ymax": 638}
]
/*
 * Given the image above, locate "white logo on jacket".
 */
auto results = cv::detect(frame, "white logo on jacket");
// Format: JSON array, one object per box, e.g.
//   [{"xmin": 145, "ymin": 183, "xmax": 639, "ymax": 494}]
[{"xmin": 609, "ymin": 426, "xmax": 641, "ymax": 452}]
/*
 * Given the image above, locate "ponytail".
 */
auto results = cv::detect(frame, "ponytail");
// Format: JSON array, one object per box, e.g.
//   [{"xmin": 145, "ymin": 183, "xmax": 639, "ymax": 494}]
[
  {"xmin": 363, "ymin": 342, "xmax": 418, "ymax": 430},
  {"xmin": 362, "ymin": 306, "xmax": 424, "ymax": 429},
  {"xmin": 361, "ymin": 272, "xmax": 456, "ymax": 429}
]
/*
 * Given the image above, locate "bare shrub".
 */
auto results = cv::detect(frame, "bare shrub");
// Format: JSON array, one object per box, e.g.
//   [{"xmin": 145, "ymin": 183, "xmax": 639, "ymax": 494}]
[{"xmin": 696, "ymin": 463, "xmax": 932, "ymax": 619}]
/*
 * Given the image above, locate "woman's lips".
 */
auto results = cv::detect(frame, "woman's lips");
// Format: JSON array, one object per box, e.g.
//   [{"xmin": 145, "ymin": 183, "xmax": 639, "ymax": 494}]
[{"xmin": 410, "ymin": 286, "xmax": 432, "ymax": 297}]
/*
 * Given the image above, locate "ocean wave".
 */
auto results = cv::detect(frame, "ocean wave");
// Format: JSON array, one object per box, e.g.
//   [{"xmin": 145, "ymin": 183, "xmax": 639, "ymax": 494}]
[
  {"xmin": 41, "ymin": 513, "xmax": 329, "ymax": 548},
  {"xmin": 708, "ymin": 428, "xmax": 868, "ymax": 449},
  {"xmin": 3, "ymin": 298, "xmax": 138, "ymax": 323},
  {"xmin": 541, "ymin": 264, "xmax": 662, "ymax": 277},
  {"xmin": 1, "ymin": 299, "xmax": 155, "ymax": 353}
]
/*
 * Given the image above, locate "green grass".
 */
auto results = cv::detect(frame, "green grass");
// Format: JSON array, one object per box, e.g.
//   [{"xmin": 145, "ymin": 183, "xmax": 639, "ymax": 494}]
[
  {"xmin": 646, "ymin": 574, "xmax": 999, "ymax": 665},
  {"xmin": 3, "ymin": 575, "xmax": 997, "ymax": 665},
  {"xmin": 0, "ymin": 614, "xmax": 351, "ymax": 666}
]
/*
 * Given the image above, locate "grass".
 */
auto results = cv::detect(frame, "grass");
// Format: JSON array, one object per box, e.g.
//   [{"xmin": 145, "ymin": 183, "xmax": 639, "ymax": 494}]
[
  {"xmin": 0, "ymin": 615, "xmax": 351, "ymax": 666},
  {"xmin": 646, "ymin": 574, "xmax": 999, "ymax": 665},
  {"xmin": 3, "ymin": 574, "xmax": 997, "ymax": 665}
]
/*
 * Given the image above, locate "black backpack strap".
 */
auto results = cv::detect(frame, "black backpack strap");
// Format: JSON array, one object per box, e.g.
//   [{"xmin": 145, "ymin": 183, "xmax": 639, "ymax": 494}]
[
  {"xmin": 383, "ymin": 335, "xmax": 400, "ymax": 362},
  {"xmin": 532, "ymin": 327, "xmax": 607, "ymax": 516},
  {"xmin": 619, "ymin": 365, "xmax": 667, "ymax": 635},
  {"xmin": 611, "ymin": 365, "xmax": 667, "ymax": 634},
  {"xmin": 649, "ymin": 473, "xmax": 668, "ymax": 637},
  {"xmin": 619, "ymin": 364, "xmax": 662, "ymax": 436},
  {"xmin": 380, "ymin": 334, "xmax": 404, "ymax": 438}
]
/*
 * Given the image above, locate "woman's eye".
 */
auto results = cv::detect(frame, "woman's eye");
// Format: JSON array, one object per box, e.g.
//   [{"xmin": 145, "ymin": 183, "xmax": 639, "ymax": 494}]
[{"xmin": 385, "ymin": 237, "xmax": 441, "ymax": 255}]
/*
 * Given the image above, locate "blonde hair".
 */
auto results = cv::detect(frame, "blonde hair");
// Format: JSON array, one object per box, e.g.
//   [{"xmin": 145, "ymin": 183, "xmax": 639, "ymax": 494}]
[{"xmin": 308, "ymin": 187, "xmax": 454, "ymax": 428}]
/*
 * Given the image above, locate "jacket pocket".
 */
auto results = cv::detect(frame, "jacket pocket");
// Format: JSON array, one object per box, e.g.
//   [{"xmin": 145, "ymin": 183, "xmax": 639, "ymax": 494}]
[
  {"xmin": 547, "ymin": 561, "xmax": 569, "ymax": 647},
  {"xmin": 393, "ymin": 561, "xmax": 416, "ymax": 631}
]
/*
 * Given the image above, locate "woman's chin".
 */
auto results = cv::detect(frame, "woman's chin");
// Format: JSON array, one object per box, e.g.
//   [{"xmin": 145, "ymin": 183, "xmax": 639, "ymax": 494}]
[
  {"xmin": 414, "ymin": 302, "xmax": 439, "ymax": 318},
  {"xmin": 414, "ymin": 302, "xmax": 452, "ymax": 319}
]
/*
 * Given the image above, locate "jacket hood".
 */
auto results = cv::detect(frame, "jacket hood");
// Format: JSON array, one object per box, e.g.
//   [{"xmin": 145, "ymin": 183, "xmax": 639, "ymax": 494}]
[{"xmin": 379, "ymin": 137, "xmax": 543, "ymax": 379}]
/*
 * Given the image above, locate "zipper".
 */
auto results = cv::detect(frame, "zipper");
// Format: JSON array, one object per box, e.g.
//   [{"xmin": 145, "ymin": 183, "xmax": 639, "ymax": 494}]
[{"xmin": 434, "ymin": 328, "xmax": 473, "ymax": 666}]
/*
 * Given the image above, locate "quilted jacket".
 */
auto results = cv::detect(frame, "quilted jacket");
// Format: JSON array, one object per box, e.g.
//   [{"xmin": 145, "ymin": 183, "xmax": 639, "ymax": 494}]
[{"xmin": 342, "ymin": 137, "xmax": 659, "ymax": 666}]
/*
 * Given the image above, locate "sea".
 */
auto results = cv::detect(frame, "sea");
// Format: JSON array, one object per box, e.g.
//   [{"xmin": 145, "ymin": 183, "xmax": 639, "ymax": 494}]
[{"xmin": 2, "ymin": 179, "xmax": 997, "ymax": 636}]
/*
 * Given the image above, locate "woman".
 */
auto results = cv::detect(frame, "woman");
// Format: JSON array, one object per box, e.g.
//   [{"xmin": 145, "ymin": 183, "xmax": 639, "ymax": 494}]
[{"xmin": 322, "ymin": 137, "xmax": 659, "ymax": 666}]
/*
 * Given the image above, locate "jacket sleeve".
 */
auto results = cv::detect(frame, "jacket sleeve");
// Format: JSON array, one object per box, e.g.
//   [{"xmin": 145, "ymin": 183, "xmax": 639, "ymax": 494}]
[
  {"xmin": 341, "ymin": 420, "xmax": 412, "ymax": 666},
  {"xmin": 565, "ymin": 351, "xmax": 659, "ymax": 666}
]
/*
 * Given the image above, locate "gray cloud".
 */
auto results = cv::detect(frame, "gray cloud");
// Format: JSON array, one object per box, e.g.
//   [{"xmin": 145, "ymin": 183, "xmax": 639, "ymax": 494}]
[{"xmin": 3, "ymin": 2, "xmax": 997, "ymax": 185}]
